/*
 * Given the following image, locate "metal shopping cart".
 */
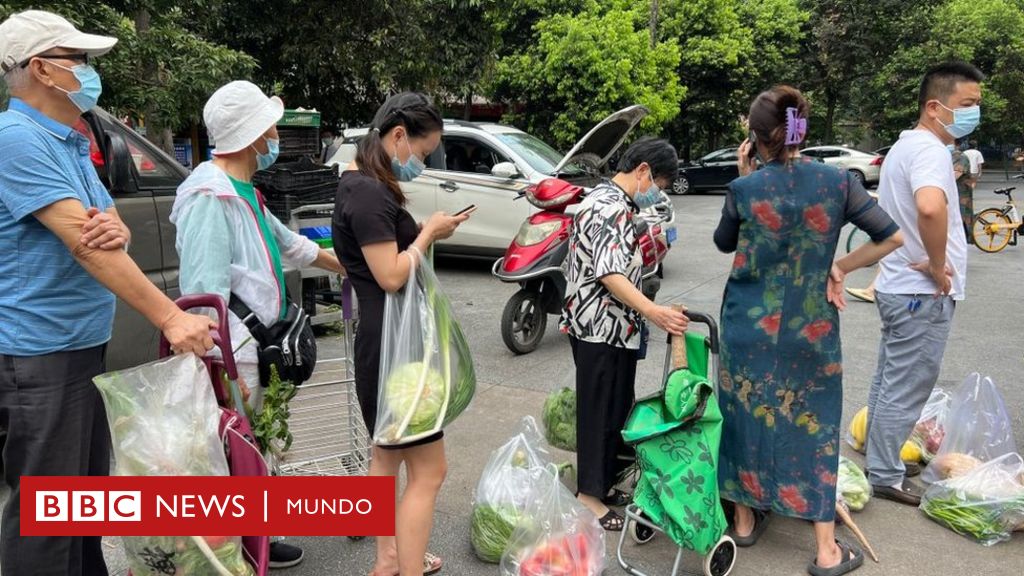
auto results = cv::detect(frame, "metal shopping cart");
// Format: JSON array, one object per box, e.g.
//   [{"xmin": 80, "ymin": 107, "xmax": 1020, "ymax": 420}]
[{"xmin": 271, "ymin": 203, "xmax": 370, "ymax": 479}]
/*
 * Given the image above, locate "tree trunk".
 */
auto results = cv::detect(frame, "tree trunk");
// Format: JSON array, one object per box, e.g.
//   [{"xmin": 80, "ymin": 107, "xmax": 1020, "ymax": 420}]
[
  {"xmin": 649, "ymin": 0, "xmax": 659, "ymax": 48},
  {"xmin": 824, "ymin": 91, "xmax": 837, "ymax": 145},
  {"xmin": 463, "ymin": 89, "xmax": 473, "ymax": 121},
  {"xmin": 134, "ymin": 9, "xmax": 174, "ymax": 154}
]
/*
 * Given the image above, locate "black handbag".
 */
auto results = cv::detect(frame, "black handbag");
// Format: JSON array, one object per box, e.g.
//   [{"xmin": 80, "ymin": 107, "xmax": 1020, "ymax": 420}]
[{"xmin": 229, "ymin": 294, "xmax": 317, "ymax": 387}]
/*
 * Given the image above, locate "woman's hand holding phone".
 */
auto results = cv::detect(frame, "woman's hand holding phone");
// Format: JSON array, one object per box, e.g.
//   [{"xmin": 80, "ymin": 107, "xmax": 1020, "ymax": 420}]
[{"xmin": 738, "ymin": 138, "xmax": 757, "ymax": 177}]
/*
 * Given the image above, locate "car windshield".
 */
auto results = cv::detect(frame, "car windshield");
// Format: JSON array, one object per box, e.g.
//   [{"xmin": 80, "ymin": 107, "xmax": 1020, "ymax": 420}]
[{"xmin": 495, "ymin": 132, "xmax": 584, "ymax": 176}]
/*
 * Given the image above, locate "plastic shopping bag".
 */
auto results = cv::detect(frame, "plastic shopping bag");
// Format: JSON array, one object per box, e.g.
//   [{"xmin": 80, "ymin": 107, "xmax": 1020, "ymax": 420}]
[
  {"xmin": 909, "ymin": 388, "xmax": 952, "ymax": 463},
  {"xmin": 921, "ymin": 453, "xmax": 1024, "ymax": 546},
  {"xmin": 837, "ymin": 457, "xmax": 872, "ymax": 512},
  {"xmin": 472, "ymin": 417, "xmax": 552, "ymax": 563},
  {"xmin": 374, "ymin": 250, "xmax": 476, "ymax": 445},
  {"xmin": 500, "ymin": 464, "xmax": 605, "ymax": 576},
  {"xmin": 94, "ymin": 354, "xmax": 254, "ymax": 576},
  {"xmin": 922, "ymin": 374, "xmax": 1017, "ymax": 484}
]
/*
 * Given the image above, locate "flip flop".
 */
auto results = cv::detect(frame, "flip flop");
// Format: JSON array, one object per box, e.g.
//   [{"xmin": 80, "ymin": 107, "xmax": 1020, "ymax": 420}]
[
  {"xmin": 601, "ymin": 488, "xmax": 632, "ymax": 507},
  {"xmin": 729, "ymin": 509, "xmax": 772, "ymax": 547},
  {"xmin": 598, "ymin": 509, "xmax": 625, "ymax": 532},
  {"xmin": 807, "ymin": 539, "xmax": 864, "ymax": 576}
]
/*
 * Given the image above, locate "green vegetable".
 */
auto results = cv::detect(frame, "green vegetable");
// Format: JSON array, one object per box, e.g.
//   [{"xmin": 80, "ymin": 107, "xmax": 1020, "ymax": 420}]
[
  {"xmin": 386, "ymin": 362, "xmax": 447, "ymax": 436},
  {"xmin": 922, "ymin": 495, "xmax": 1024, "ymax": 545},
  {"xmin": 837, "ymin": 457, "xmax": 871, "ymax": 512},
  {"xmin": 125, "ymin": 536, "xmax": 254, "ymax": 575},
  {"xmin": 250, "ymin": 366, "xmax": 299, "ymax": 457},
  {"xmin": 471, "ymin": 504, "xmax": 520, "ymax": 563},
  {"xmin": 542, "ymin": 388, "xmax": 577, "ymax": 452}
]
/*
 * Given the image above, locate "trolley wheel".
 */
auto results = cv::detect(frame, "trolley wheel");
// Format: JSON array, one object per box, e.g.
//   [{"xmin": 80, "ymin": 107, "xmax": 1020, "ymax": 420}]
[
  {"xmin": 500, "ymin": 289, "xmax": 547, "ymax": 355},
  {"xmin": 629, "ymin": 516, "xmax": 656, "ymax": 545},
  {"xmin": 703, "ymin": 535, "xmax": 737, "ymax": 576}
]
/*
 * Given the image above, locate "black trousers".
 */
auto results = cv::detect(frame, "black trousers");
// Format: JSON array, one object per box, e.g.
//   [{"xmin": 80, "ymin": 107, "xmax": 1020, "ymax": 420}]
[
  {"xmin": 570, "ymin": 337, "xmax": 638, "ymax": 499},
  {"xmin": 0, "ymin": 345, "xmax": 110, "ymax": 576}
]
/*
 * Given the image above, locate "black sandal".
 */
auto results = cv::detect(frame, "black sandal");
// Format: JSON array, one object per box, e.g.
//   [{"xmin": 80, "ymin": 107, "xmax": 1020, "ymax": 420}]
[
  {"xmin": 601, "ymin": 488, "xmax": 632, "ymax": 507},
  {"xmin": 598, "ymin": 509, "xmax": 625, "ymax": 532},
  {"xmin": 729, "ymin": 508, "xmax": 772, "ymax": 547},
  {"xmin": 807, "ymin": 539, "xmax": 864, "ymax": 576}
]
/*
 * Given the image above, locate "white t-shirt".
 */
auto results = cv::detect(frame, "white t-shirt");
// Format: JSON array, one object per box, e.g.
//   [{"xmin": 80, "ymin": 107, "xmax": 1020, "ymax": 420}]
[
  {"xmin": 964, "ymin": 149, "xmax": 984, "ymax": 174},
  {"xmin": 875, "ymin": 129, "xmax": 968, "ymax": 300}
]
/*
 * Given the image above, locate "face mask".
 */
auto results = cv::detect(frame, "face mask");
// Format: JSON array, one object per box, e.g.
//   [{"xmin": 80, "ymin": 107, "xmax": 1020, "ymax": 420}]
[
  {"xmin": 48, "ymin": 61, "xmax": 102, "ymax": 112},
  {"xmin": 633, "ymin": 173, "xmax": 662, "ymax": 209},
  {"xmin": 936, "ymin": 103, "xmax": 981, "ymax": 139},
  {"xmin": 391, "ymin": 137, "xmax": 425, "ymax": 181},
  {"xmin": 252, "ymin": 137, "xmax": 279, "ymax": 170}
]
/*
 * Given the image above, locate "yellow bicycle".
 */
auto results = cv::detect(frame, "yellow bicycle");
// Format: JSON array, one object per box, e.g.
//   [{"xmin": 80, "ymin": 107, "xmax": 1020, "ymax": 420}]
[{"xmin": 973, "ymin": 181, "xmax": 1024, "ymax": 253}]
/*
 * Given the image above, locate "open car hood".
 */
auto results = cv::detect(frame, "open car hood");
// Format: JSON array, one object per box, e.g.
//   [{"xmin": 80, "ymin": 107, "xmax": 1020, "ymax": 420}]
[{"xmin": 552, "ymin": 105, "xmax": 649, "ymax": 174}]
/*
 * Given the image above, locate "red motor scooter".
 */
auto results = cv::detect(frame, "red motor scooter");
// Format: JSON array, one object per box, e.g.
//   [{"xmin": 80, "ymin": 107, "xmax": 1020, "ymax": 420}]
[{"xmin": 492, "ymin": 178, "xmax": 670, "ymax": 354}]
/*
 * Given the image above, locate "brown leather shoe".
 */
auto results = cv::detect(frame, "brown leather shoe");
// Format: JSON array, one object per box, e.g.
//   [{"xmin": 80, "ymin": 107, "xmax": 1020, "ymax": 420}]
[{"xmin": 871, "ymin": 482, "xmax": 923, "ymax": 506}]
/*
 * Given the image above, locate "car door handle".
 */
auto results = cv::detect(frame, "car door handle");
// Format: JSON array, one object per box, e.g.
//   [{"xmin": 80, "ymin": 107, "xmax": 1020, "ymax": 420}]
[{"xmin": 440, "ymin": 181, "xmax": 459, "ymax": 193}]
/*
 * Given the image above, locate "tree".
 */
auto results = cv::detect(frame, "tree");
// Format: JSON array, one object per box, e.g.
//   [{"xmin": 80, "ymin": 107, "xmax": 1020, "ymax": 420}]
[
  {"xmin": 868, "ymin": 0, "xmax": 1024, "ymax": 146},
  {"xmin": 0, "ymin": 2, "xmax": 255, "ymax": 152},
  {"xmin": 490, "ymin": 5, "xmax": 684, "ymax": 148}
]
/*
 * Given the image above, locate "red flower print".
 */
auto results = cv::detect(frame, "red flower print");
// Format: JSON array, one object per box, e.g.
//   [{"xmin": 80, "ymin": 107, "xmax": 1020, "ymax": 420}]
[
  {"xmin": 819, "ymin": 469, "xmax": 838, "ymax": 486},
  {"xmin": 739, "ymin": 471, "xmax": 765, "ymax": 501},
  {"xmin": 752, "ymin": 201, "xmax": 783, "ymax": 231},
  {"xmin": 733, "ymin": 252, "xmax": 747, "ymax": 269},
  {"xmin": 803, "ymin": 204, "xmax": 831, "ymax": 234},
  {"xmin": 779, "ymin": 484, "xmax": 809, "ymax": 514},
  {"xmin": 823, "ymin": 362, "xmax": 842, "ymax": 376},
  {"xmin": 800, "ymin": 320, "xmax": 833, "ymax": 343},
  {"xmin": 758, "ymin": 312, "xmax": 781, "ymax": 336}
]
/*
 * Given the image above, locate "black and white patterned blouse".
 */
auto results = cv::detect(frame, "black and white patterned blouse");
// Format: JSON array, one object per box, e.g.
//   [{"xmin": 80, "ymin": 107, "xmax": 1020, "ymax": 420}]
[{"xmin": 560, "ymin": 181, "xmax": 644, "ymax": 350}]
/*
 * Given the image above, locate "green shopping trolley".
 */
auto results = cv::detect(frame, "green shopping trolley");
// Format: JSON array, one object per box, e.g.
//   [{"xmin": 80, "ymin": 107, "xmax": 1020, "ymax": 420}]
[{"xmin": 617, "ymin": 310, "xmax": 737, "ymax": 576}]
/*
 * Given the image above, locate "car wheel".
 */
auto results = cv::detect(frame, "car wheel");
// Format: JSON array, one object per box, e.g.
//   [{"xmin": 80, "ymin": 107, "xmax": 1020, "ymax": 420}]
[
  {"xmin": 672, "ymin": 175, "xmax": 690, "ymax": 195},
  {"xmin": 849, "ymin": 169, "xmax": 866, "ymax": 186}
]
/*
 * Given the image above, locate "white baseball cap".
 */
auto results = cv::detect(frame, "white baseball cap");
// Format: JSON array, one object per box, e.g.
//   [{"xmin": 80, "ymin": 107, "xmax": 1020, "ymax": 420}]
[
  {"xmin": 0, "ymin": 10, "xmax": 117, "ymax": 73},
  {"xmin": 204, "ymin": 80, "xmax": 284, "ymax": 155}
]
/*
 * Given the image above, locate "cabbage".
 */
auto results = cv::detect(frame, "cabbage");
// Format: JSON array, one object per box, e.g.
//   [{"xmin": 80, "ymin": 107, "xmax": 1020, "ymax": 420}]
[
  {"xmin": 385, "ymin": 362, "xmax": 446, "ymax": 435},
  {"xmin": 542, "ymin": 388, "xmax": 577, "ymax": 452},
  {"xmin": 471, "ymin": 504, "xmax": 521, "ymax": 563}
]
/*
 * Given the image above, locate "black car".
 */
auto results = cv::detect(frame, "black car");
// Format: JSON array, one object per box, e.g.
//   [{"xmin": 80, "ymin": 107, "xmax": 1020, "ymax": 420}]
[{"xmin": 673, "ymin": 147, "xmax": 740, "ymax": 195}]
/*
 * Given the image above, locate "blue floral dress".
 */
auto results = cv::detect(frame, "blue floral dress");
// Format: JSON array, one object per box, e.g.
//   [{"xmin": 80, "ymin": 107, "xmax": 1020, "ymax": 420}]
[{"xmin": 713, "ymin": 159, "xmax": 898, "ymax": 521}]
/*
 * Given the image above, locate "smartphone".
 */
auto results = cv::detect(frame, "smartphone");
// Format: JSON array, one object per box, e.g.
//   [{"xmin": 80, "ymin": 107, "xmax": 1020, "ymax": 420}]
[
  {"xmin": 747, "ymin": 130, "xmax": 759, "ymax": 159},
  {"xmin": 453, "ymin": 205, "xmax": 477, "ymax": 216}
]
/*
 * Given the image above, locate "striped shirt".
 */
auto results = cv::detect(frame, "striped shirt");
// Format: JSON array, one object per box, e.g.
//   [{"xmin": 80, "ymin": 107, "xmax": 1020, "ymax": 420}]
[{"xmin": 0, "ymin": 98, "xmax": 115, "ymax": 355}]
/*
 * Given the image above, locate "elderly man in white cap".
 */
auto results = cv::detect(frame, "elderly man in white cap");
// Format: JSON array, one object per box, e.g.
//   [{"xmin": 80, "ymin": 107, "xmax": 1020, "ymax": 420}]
[
  {"xmin": 171, "ymin": 80, "xmax": 344, "ymax": 568},
  {"xmin": 0, "ymin": 9, "xmax": 216, "ymax": 575}
]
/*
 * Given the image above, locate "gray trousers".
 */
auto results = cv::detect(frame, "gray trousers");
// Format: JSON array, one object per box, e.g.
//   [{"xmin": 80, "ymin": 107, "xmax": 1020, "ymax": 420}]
[
  {"xmin": 0, "ymin": 345, "xmax": 110, "ymax": 576},
  {"xmin": 866, "ymin": 293, "xmax": 955, "ymax": 487}
]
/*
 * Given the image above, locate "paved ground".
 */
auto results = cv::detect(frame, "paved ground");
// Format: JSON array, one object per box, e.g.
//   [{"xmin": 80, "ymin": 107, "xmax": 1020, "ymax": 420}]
[{"xmin": 4, "ymin": 179, "xmax": 1023, "ymax": 575}]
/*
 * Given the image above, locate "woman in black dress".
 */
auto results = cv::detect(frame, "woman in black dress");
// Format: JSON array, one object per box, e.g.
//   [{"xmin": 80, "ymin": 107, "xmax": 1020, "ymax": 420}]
[{"xmin": 333, "ymin": 93, "xmax": 469, "ymax": 576}]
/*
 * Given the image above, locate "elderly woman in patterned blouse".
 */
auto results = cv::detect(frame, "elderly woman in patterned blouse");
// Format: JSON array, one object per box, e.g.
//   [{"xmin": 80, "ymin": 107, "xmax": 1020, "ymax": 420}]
[{"xmin": 559, "ymin": 137, "xmax": 689, "ymax": 531}]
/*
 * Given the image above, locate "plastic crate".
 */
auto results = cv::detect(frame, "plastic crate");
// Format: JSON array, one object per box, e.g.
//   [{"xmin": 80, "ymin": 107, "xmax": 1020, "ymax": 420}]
[
  {"xmin": 254, "ymin": 156, "xmax": 339, "ymax": 194},
  {"xmin": 279, "ymin": 109, "xmax": 321, "ymax": 128},
  {"xmin": 277, "ymin": 126, "xmax": 320, "ymax": 160},
  {"xmin": 261, "ymin": 181, "xmax": 338, "ymax": 221}
]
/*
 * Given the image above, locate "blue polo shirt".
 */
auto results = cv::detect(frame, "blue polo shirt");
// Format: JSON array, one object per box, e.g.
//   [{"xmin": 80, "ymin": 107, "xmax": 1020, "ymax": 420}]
[{"xmin": 0, "ymin": 98, "xmax": 116, "ymax": 356}]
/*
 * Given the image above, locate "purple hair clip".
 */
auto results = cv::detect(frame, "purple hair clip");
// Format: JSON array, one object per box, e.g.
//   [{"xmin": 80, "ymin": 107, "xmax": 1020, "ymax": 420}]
[{"xmin": 785, "ymin": 107, "xmax": 807, "ymax": 146}]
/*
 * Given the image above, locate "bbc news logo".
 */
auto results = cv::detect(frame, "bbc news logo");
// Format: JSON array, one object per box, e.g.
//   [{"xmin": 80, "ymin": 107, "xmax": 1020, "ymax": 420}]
[
  {"xmin": 21, "ymin": 476, "xmax": 395, "ymax": 537},
  {"xmin": 36, "ymin": 491, "xmax": 141, "ymax": 522}
]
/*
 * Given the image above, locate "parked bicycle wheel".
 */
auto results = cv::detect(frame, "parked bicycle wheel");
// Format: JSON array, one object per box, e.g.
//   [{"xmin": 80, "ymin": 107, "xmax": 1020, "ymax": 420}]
[
  {"xmin": 972, "ymin": 208, "xmax": 1014, "ymax": 253},
  {"xmin": 844, "ymin": 227, "xmax": 870, "ymax": 254}
]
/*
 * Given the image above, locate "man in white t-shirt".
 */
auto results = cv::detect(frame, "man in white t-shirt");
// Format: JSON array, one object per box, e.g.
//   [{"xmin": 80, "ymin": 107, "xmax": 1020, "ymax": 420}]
[
  {"xmin": 866, "ymin": 61, "xmax": 983, "ymax": 506},
  {"xmin": 963, "ymin": 139, "xmax": 984, "ymax": 187}
]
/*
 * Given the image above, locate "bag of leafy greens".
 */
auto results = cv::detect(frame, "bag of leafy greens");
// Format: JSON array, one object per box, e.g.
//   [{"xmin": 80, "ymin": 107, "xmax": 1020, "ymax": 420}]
[{"xmin": 374, "ymin": 247, "xmax": 476, "ymax": 445}]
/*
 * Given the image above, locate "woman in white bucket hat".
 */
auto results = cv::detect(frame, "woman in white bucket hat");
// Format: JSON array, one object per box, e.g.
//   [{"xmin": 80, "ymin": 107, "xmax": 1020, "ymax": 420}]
[{"xmin": 170, "ymin": 80, "xmax": 344, "ymax": 568}]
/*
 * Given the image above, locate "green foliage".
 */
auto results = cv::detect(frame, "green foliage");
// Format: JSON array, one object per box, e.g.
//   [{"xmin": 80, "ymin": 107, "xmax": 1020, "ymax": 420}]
[
  {"xmin": 251, "ymin": 365, "xmax": 298, "ymax": 457},
  {"xmin": 491, "ymin": 5, "xmax": 684, "ymax": 148}
]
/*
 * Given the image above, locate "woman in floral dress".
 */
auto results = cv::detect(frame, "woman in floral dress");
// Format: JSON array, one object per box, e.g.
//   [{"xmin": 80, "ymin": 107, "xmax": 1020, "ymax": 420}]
[{"xmin": 714, "ymin": 86, "xmax": 903, "ymax": 576}]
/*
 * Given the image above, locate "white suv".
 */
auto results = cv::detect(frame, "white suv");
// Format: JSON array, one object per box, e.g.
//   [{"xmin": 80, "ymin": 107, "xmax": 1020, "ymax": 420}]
[{"xmin": 328, "ymin": 107, "xmax": 676, "ymax": 257}]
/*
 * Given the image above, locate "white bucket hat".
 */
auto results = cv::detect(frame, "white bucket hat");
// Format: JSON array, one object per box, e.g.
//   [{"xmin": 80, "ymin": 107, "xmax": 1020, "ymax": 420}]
[
  {"xmin": 0, "ymin": 10, "xmax": 118, "ymax": 73},
  {"xmin": 204, "ymin": 80, "xmax": 284, "ymax": 155}
]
